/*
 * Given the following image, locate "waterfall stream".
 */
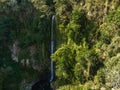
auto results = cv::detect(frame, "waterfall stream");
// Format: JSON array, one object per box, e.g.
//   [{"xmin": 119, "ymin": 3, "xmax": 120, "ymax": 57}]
[
  {"xmin": 31, "ymin": 15, "xmax": 55, "ymax": 90},
  {"xmin": 50, "ymin": 15, "xmax": 55, "ymax": 82}
]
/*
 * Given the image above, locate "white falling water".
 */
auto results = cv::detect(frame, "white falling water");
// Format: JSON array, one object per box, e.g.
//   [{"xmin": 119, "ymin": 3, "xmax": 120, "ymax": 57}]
[{"xmin": 50, "ymin": 15, "xmax": 55, "ymax": 82}]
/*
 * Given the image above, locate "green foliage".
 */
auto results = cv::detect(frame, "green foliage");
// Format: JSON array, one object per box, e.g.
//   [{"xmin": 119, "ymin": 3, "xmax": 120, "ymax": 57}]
[
  {"xmin": 58, "ymin": 81, "xmax": 93, "ymax": 90},
  {"xmin": 0, "ymin": 17, "xmax": 19, "ymax": 43},
  {"xmin": 52, "ymin": 44, "xmax": 76, "ymax": 85},
  {"xmin": 18, "ymin": 48, "xmax": 30, "ymax": 60},
  {"xmin": 66, "ymin": 8, "xmax": 81, "ymax": 44},
  {"xmin": 0, "ymin": 61, "xmax": 22, "ymax": 90},
  {"xmin": 58, "ymin": 85, "xmax": 82, "ymax": 90},
  {"xmin": 52, "ymin": 40, "xmax": 103, "ymax": 86},
  {"xmin": 95, "ymin": 54, "xmax": 120, "ymax": 89},
  {"xmin": 94, "ymin": 6, "xmax": 120, "ymax": 89},
  {"xmin": 94, "ymin": 69, "xmax": 105, "ymax": 86},
  {"xmin": 75, "ymin": 45, "xmax": 103, "ymax": 82},
  {"xmin": 104, "ymin": 54, "xmax": 120, "ymax": 88},
  {"xmin": 18, "ymin": 11, "xmax": 50, "ymax": 48},
  {"xmin": 52, "ymin": 1, "xmax": 120, "ymax": 90},
  {"xmin": 99, "ymin": 6, "xmax": 120, "ymax": 44},
  {"xmin": 96, "ymin": 7, "xmax": 120, "ymax": 60},
  {"xmin": 106, "ymin": 6, "xmax": 120, "ymax": 26},
  {"xmin": 74, "ymin": 62, "xmax": 86, "ymax": 83},
  {"xmin": 0, "ymin": 0, "xmax": 120, "ymax": 89}
]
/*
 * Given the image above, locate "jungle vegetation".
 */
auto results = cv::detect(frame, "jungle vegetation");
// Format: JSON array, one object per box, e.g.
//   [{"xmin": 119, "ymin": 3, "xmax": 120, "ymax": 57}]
[{"xmin": 0, "ymin": 0, "xmax": 120, "ymax": 90}]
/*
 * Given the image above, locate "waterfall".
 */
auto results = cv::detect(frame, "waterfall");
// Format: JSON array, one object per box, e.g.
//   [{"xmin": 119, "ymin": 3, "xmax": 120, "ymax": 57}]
[
  {"xmin": 31, "ymin": 15, "xmax": 55, "ymax": 90},
  {"xmin": 50, "ymin": 15, "xmax": 55, "ymax": 82}
]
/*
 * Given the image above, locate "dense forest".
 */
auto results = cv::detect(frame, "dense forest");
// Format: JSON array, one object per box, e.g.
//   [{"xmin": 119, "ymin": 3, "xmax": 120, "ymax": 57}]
[{"xmin": 0, "ymin": 0, "xmax": 120, "ymax": 90}]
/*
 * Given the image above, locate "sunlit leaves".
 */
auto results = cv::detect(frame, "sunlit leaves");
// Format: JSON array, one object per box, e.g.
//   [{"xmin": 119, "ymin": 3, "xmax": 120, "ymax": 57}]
[
  {"xmin": 52, "ymin": 45, "xmax": 76, "ymax": 84},
  {"xmin": 106, "ymin": 6, "xmax": 120, "ymax": 26}
]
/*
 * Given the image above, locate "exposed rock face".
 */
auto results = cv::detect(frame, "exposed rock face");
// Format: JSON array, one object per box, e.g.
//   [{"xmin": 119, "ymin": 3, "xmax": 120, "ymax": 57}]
[
  {"xmin": 10, "ymin": 41, "xmax": 20, "ymax": 62},
  {"xmin": 10, "ymin": 41, "xmax": 49, "ymax": 72}
]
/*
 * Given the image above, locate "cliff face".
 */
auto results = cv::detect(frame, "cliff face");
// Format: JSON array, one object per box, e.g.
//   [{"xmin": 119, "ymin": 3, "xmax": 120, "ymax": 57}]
[
  {"xmin": 0, "ymin": 0, "xmax": 120, "ymax": 90},
  {"xmin": 0, "ymin": 0, "xmax": 52, "ymax": 89}
]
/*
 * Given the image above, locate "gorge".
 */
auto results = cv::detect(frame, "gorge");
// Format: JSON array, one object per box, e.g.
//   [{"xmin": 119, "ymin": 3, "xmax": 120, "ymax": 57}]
[{"xmin": 0, "ymin": 0, "xmax": 120, "ymax": 90}]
